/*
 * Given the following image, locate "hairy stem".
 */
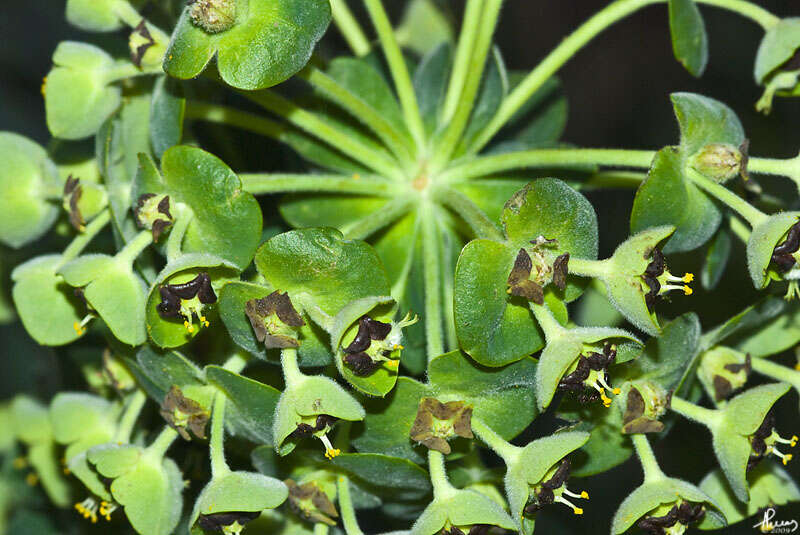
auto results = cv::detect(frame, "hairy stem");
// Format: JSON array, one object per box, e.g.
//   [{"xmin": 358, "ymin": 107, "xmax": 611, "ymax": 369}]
[
  {"xmin": 630, "ymin": 433, "xmax": 665, "ymax": 482},
  {"xmin": 116, "ymin": 230, "xmax": 153, "ymax": 266},
  {"xmin": 421, "ymin": 201, "xmax": 444, "ymax": 358},
  {"xmin": 330, "ymin": 0, "xmax": 371, "ymax": 57},
  {"xmin": 363, "ymin": 0, "xmax": 426, "ymax": 149},
  {"xmin": 165, "ymin": 208, "xmax": 193, "ymax": 263},
  {"xmin": 340, "ymin": 197, "xmax": 415, "ymax": 240},
  {"xmin": 209, "ymin": 393, "xmax": 230, "ymax": 478},
  {"xmin": 467, "ymin": 0, "xmax": 778, "ymax": 154},
  {"xmin": 750, "ymin": 357, "xmax": 800, "ymax": 391},
  {"xmin": 530, "ymin": 302, "xmax": 567, "ymax": 342},
  {"xmin": 686, "ymin": 169, "xmax": 768, "ymax": 227},
  {"xmin": 432, "ymin": 185, "xmax": 504, "ymax": 241},
  {"xmin": 441, "ymin": 0, "xmax": 485, "ymax": 124},
  {"xmin": 567, "ymin": 257, "xmax": 611, "ymax": 280},
  {"xmin": 428, "ymin": 450, "xmax": 455, "ymax": 498},
  {"xmin": 114, "ymin": 390, "xmax": 147, "ymax": 443},
  {"xmin": 337, "ymin": 475, "xmax": 365, "ymax": 535},
  {"xmin": 300, "ymin": 66, "xmax": 416, "ymax": 167},
  {"xmin": 239, "ymin": 173, "xmax": 403, "ymax": 197},
  {"xmin": 670, "ymin": 396, "xmax": 722, "ymax": 428},
  {"xmin": 281, "ymin": 348, "xmax": 305, "ymax": 388},
  {"xmin": 439, "ymin": 148, "xmax": 656, "ymax": 182},
  {"xmin": 146, "ymin": 426, "xmax": 179, "ymax": 460},
  {"xmin": 471, "ymin": 416, "xmax": 518, "ymax": 461},
  {"xmin": 60, "ymin": 210, "xmax": 112, "ymax": 264}
]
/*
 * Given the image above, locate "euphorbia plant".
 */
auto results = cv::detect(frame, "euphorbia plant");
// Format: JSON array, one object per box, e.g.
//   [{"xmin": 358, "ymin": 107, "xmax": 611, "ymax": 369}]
[{"xmin": 3, "ymin": 0, "xmax": 800, "ymax": 533}]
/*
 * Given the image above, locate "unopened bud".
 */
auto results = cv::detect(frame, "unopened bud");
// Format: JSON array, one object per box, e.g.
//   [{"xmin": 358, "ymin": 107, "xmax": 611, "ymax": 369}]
[{"xmin": 690, "ymin": 142, "xmax": 746, "ymax": 183}]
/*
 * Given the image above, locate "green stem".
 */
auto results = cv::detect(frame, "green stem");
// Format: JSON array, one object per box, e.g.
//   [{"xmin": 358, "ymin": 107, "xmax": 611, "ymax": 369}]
[
  {"xmin": 337, "ymin": 475, "xmax": 365, "ymax": 535},
  {"xmin": 300, "ymin": 67, "xmax": 416, "ymax": 167},
  {"xmin": 686, "ymin": 169, "xmax": 768, "ymax": 227},
  {"xmin": 748, "ymin": 155, "xmax": 800, "ymax": 187},
  {"xmin": 431, "ymin": 185, "xmax": 504, "ymax": 241},
  {"xmin": 221, "ymin": 352, "xmax": 249, "ymax": 374},
  {"xmin": 330, "ymin": 0, "xmax": 371, "ymax": 57},
  {"xmin": 439, "ymin": 148, "xmax": 656, "ymax": 182},
  {"xmin": 750, "ymin": 357, "xmax": 800, "ymax": 391},
  {"xmin": 116, "ymin": 230, "xmax": 153, "ymax": 266},
  {"xmin": 209, "ymin": 393, "xmax": 230, "ymax": 478},
  {"xmin": 104, "ymin": 62, "xmax": 163, "ymax": 84},
  {"xmin": 281, "ymin": 348, "xmax": 305, "ymax": 388},
  {"xmin": 340, "ymin": 197, "xmax": 415, "ymax": 240},
  {"xmin": 427, "ymin": 450, "xmax": 455, "ymax": 498},
  {"xmin": 431, "ymin": 0, "xmax": 504, "ymax": 169},
  {"xmin": 670, "ymin": 396, "xmax": 721, "ymax": 428},
  {"xmin": 529, "ymin": 302, "xmax": 567, "ymax": 342},
  {"xmin": 60, "ymin": 209, "xmax": 111, "ymax": 264},
  {"xmin": 113, "ymin": 0, "xmax": 170, "ymax": 40},
  {"xmin": 238, "ymin": 173, "xmax": 403, "ymax": 197},
  {"xmin": 437, "ymin": 213, "xmax": 458, "ymax": 351},
  {"xmin": 421, "ymin": 201, "xmax": 444, "ymax": 358},
  {"xmin": 579, "ymin": 171, "xmax": 647, "ymax": 190},
  {"xmin": 165, "ymin": 208, "xmax": 193, "ymax": 263},
  {"xmin": 146, "ymin": 426, "xmax": 179, "ymax": 460},
  {"xmin": 728, "ymin": 214, "xmax": 751, "ymax": 243},
  {"xmin": 630, "ymin": 433, "xmax": 665, "ymax": 482},
  {"xmin": 470, "ymin": 417, "xmax": 518, "ymax": 461},
  {"xmin": 244, "ymin": 91, "xmax": 405, "ymax": 180},
  {"xmin": 441, "ymin": 0, "xmax": 485, "ymax": 124},
  {"xmin": 114, "ymin": 390, "xmax": 147, "ymax": 443},
  {"xmin": 567, "ymin": 257, "xmax": 611, "ymax": 280},
  {"xmin": 467, "ymin": 0, "xmax": 778, "ymax": 155},
  {"xmin": 363, "ymin": 0, "xmax": 426, "ymax": 150},
  {"xmin": 314, "ymin": 524, "xmax": 330, "ymax": 535}
]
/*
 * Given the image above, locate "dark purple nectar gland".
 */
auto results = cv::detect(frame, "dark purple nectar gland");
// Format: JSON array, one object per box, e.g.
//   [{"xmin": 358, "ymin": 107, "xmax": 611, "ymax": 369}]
[
  {"xmin": 288, "ymin": 414, "xmax": 342, "ymax": 460},
  {"xmin": 524, "ymin": 459, "xmax": 589, "ymax": 517},
  {"xmin": 157, "ymin": 272, "xmax": 217, "ymax": 333},
  {"xmin": 134, "ymin": 193, "xmax": 173, "ymax": 243},
  {"xmin": 641, "ymin": 249, "xmax": 693, "ymax": 312},
  {"xmin": 285, "ymin": 479, "xmax": 338, "ymax": 526},
  {"xmin": 129, "ymin": 20, "xmax": 155, "ymax": 68},
  {"xmin": 558, "ymin": 343, "xmax": 620, "ymax": 408},
  {"xmin": 748, "ymin": 411, "xmax": 797, "ymax": 470},
  {"xmin": 636, "ymin": 501, "xmax": 705, "ymax": 535},
  {"xmin": 63, "ymin": 175, "xmax": 85, "ymax": 231},
  {"xmin": 197, "ymin": 510, "xmax": 260, "ymax": 535},
  {"xmin": 342, "ymin": 315, "xmax": 393, "ymax": 376},
  {"xmin": 771, "ymin": 220, "xmax": 800, "ymax": 274},
  {"xmin": 244, "ymin": 291, "xmax": 305, "ymax": 349},
  {"xmin": 160, "ymin": 385, "xmax": 209, "ymax": 441},
  {"xmin": 409, "ymin": 398, "xmax": 473, "ymax": 455},
  {"xmin": 438, "ymin": 524, "xmax": 494, "ymax": 535}
]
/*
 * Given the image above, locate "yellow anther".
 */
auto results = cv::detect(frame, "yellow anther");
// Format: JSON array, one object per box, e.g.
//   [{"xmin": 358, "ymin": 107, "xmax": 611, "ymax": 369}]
[
  {"xmin": 26, "ymin": 473, "xmax": 39, "ymax": 486},
  {"xmin": 795, "ymin": 362, "xmax": 800, "ymax": 371},
  {"xmin": 13, "ymin": 457, "xmax": 27, "ymax": 469},
  {"xmin": 352, "ymin": 173, "xmax": 360, "ymax": 180},
  {"xmin": 683, "ymin": 285, "xmax": 693, "ymax": 296},
  {"xmin": 386, "ymin": 360, "xmax": 399, "ymax": 369},
  {"xmin": 200, "ymin": 315, "xmax": 209, "ymax": 327},
  {"xmin": 791, "ymin": 435, "xmax": 798, "ymax": 448},
  {"xmin": 683, "ymin": 273, "xmax": 694, "ymax": 283},
  {"xmin": 612, "ymin": 388, "xmax": 621, "ymax": 395},
  {"xmin": 63, "ymin": 467, "xmax": 71, "ymax": 475},
  {"xmin": 574, "ymin": 507, "xmax": 584, "ymax": 515},
  {"xmin": 325, "ymin": 448, "xmax": 341, "ymax": 460},
  {"xmin": 394, "ymin": 344, "xmax": 404, "ymax": 350},
  {"xmin": 580, "ymin": 491, "xmax": 589, "ymax": 499},
  {"xmin": 73, "ymin": 321, "xmax": 86, "ymax": 336},
  {"xmin": 184, "ymin": 320, "xmax": 195, "ymax": 333},
  {"xmin": 601, "ymin": 394, "xmax": 612, "ymax": 408}
]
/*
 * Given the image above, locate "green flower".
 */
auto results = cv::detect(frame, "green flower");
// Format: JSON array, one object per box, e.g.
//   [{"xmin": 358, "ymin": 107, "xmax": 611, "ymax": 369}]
[
  {"xmin": 411, "ymin": 488, "xmax": 516, "ymax": 535},
  {"xmin": 696, "ymin": 347, "xmax": 751, "ymax": 404},
  {"xmin": 163, "ymin": 0, "xmax": 331, "ymax": 90},
  {"xmin": 284, "ymin": 478, "xmax": 338, "ymax": 526},
  {"xmin": 409, "ymin": 398, "xmax": 474, "ymax": 455},
  {"xmin": 621, "ymin": 381, "xmax": 671, "ymax": 435},
  {"xmin": 747, "ymin": 211, "xmax": 800, "ymax": 292}
]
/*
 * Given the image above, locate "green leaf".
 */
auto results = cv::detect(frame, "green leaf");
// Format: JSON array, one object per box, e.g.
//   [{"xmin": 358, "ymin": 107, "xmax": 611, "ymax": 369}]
[
  {"xmin": 746, "ymin": 211, "xmax": 800, "ymax": 289},
  {"xmin": 136, "ymin": 147, "xmax": 263, "ymax": 269},
  {"xmin": 668, "ymin": 0, "xmax": 709, "ymax": 77},
  {"xmin": 217, "ymin": 281, "xmax": 332, "ymax": 367},
  {"xmin": 59, "ymin": 254, "xmax": 148, "ymax": 346},
  {"xmin": 65, "ymin": 0, "xmax": 133, "ymax": 32},
  {"xmin": 190, "ymin": 471, "xmax": 288, "ymax": 527},
  {"xmin": 729, "ymin": 301, "xmax": 800, "ymax": 357},
  {"xmin": 330, "ymin": 453, "xmax": 432, "ymax": 501},
  {"xmin": 0, "ymin": 133, "xmax": 60, "ymax": 248},
  {"xmin": 45, "ymin": 42, "xmax": 121, "ymax": 140},
  {"xmin": 428, "ymin": 351, "xmax": 538, "ymax": 440},
  {"xmin": 454, "ymin": 179, "xmax": 598, "ymax": 366},
  {"xmin": 134, "ymin": 345, "xmax": 204, "ymax": 402},
  {"xmin": 206, "ymin": 366, "xmax": 282, "ymax": 447},
  {"xmin": 150, "ymin": 76, "xmax": 185, "ymax": 159},
  {"xmin": 755, "ymin": 18, "xmax": 800, "ymax": 83},
  {"xmin": 11, "ymin": 255, "xmax": 84, "ymax": 346},
  {"xmin": 631, "ymin": 148, "xmax": 721, "ymax": 253},
  {"xmin": 255, "ymin": 228, "xmax": 391, "ymax": 316},
  {"xmin": 457, "ymin": 47, "xmax": 508, "ymax": 153},
  {"xmin": 49, "ymin": 393, "xmax": 116, "ymax": 460},
  {"xmin": 711, "ymin": 428, "xmax": 752, "ymax": 503},
  {"xmin": 413, "ymin": 489, "xmax": 516, "ymax": 535},
  {"xmin": 164, "ymin": 0, "xmax": 331, "ymax": 90},
  {"xmin": 109, "ymin": 457, "xmax": 184, "ymax": 535},
  {"xmin": 396, "ymin": 0, "xmax": 454, "ymax": 57},
  {"xmin": 414, "ymin": 43, "xmax": 452, "ymax": 135},
  {"xmin": 673, "ymin": 92, "xmax": 745, "ymax": 157}
]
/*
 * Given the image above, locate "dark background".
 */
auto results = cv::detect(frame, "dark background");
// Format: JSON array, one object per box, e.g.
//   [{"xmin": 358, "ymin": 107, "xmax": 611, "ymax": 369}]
[{"xmin": 2, "ymin": 1, "xmax": 800, "ymax": 533}]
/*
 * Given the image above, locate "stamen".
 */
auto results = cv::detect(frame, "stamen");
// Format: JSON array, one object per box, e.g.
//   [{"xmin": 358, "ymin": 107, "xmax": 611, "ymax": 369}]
[
  {"xmin": 200, "ymin": 315, "xmax": 210, "ymax": 328},
  {"xmin": 98, "ymin": 500, "xmax": 117, "ymax": 521},
  {"xmin": 562, "ymin": 488, "xmax": 589, "ymax": 500},
  {"xmin": 319, "ymin": 434, "xmax": 341, "ymax": 460},
  {"xmin": 666, "ymin": 273, "xmax": 694, "ymax": 283},
  {"xmin": 183, "ymin": 320, "xmax": 195, "ymax": 333},
  {"xmin": 770, "ymin": 448, "xmax": 793, "ymax": 465},
  {"xmin": 75, "ymin": 498, "xmax": 99, "ymax": 523},
  {"xmin": 773, "ymin": 434, "xmax": 798, "ymax": 448},
  {"xmin": 73, "ymin": 314, "xmax": 93, "ymax": 336},
  {"xmin": 661, "ymin": 283, "xmax": 693, "ymax": 295},
  {"xmin": 555, "ymin": 495, "xmax": 584, "ymax": 515}
]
